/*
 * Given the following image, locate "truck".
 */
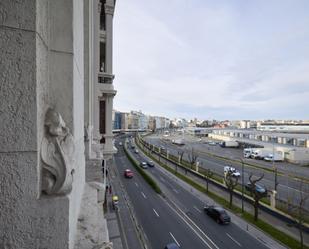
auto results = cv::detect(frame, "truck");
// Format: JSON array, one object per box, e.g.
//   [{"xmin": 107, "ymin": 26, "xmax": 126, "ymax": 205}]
[
  {"xmin": 172, "ymin": 139, "xmax": 185, "ymax": 145},
  {"xmin": 264, "ymin": 152, "xmax": 284, "ymax": 162},
  {"xmin": 251, "ymin": 149, "xmax": 272, "ymax": 160},
  {"xmin": 243, "ymin": 148, "xmax": 258, "ymax": 158},
  {"xmin": 220, "ymin": 141, "xmax": 239, "ymax": 148}
]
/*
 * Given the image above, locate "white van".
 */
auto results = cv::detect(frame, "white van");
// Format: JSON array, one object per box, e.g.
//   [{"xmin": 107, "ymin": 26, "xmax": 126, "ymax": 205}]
[
  {"xmin": 224, "ymin": 166, "xmax": 241, "ymax": 177},
  {"xmin": 243, "ymin": 148, "xmax": 258, "ymax": 158}
]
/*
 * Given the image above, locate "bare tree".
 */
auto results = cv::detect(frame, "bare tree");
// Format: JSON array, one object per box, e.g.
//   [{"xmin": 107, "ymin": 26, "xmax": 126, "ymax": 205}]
[
  {"xmin": 249, "ymin": 173, "xmax": 265, "ymax": 221},
  {"xmin": 289, "ymin": 180, "xmax": 309, "ymax": 249},
  {"xmin": 188, "ymin": 148, "xmax": 198, "ymax": 170},
  {"xmin": 224, "ymin": 171, "xmax": 239, "ymax": 208},
  {"xmin": 204, "ymin": 168, "xmax": 213, "ymax": 193},
  {"xmin": 178, "ymin": 150, "xmax": 184, "ymax": 164}
]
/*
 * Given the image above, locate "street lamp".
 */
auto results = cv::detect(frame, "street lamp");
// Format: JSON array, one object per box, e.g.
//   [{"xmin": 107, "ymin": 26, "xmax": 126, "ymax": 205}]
[
  {"xmin": 241, "ymin": 158, "xmax": 244, "ymax": 213},
  {"xmin": 272, "ymin": 136, "xmax": 278, "ymax": 191}
]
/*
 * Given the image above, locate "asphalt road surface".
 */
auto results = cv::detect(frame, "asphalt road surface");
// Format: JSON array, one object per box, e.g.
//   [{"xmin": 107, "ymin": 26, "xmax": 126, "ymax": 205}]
[
  {"xmin": 144, "ymin": 135, "xmax": 309, "ymax": 210},
  {"xmin": 114, "ymin": 136, "xmax": 272, "ymax": 249}
]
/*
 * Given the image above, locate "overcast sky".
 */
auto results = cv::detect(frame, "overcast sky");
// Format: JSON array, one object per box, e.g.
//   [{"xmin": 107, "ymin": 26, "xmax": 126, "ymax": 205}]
[{"xmin": 113, "ymin": 0, "xmax": 309, "ymax": 121}]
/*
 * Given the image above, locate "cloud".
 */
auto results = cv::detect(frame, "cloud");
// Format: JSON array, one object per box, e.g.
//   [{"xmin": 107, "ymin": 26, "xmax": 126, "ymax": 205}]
[{"xmin": 114, "ymin": 0, "xmax": 309, "ymax": 120}]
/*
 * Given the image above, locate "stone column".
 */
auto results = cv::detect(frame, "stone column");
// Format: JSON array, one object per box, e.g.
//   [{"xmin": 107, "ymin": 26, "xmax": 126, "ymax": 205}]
[
  {"xmin": 103, "ymin": 93, "xmax": 116, "ymax": 156},
  {"xmin": 93, "ymin": 0, "xmax": 102, "ymax": 142},
  {"xmin": 105, "ymin": 0, "xmax": 115, "ymax": 75}
]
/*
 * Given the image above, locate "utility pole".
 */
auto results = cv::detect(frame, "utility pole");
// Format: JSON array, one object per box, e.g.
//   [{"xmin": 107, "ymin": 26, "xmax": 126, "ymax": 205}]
[
  {"xmin": 272, "ymin": 136, "xmax": 278, "ymax": 191},
  {"xmin": 241, "ymin": 158, "xmax": 244, "ymax": 213}
]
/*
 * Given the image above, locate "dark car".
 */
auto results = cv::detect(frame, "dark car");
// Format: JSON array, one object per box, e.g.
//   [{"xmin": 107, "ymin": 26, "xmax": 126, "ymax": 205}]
[
  {"xmin": 140, "ymin": 162, "xmax": 148, "ymax": 169},
  {"xmin": 147, "ymin": 160, "xmax": 155, "ymax": 167},
  {"xmin": 160, "ymin": 146, "xmax": 166, "ymax": 152},
  {"xmin": 124, "ymin": 169, "xmax": 133, "ymax": 178},
  {"xmin": 164, "ymin": 243, "xmax": 180, "ymax": 249},
  {"xmin": 245, "ymin": 182, "xmax": 267, "ymax": 196},
  {"xmin": 204, "ymin": 205, "xmax": 231, "ymax": 224}
]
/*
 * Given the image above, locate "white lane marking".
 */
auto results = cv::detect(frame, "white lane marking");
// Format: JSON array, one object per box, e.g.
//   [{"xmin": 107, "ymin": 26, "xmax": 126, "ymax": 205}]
[
  {"xmin": 153, "ymin": 209, "xmax": 160, "ymax": 217},
  {"xmin": 173, "ymin": 188, "xmax": 179, "ymax": 194},
  {"xmin": 134, "ymin": 182, "xmax": 138, "ymax": 187},
  {"xmin": 226, "ymin": 233, "xmax": 242, "ymax": 247},
  {"xmin": 160, "ymin": 177, "xmax": 166, "ymax": 182},
  {"xmin": 141, "ymin": 192, "xmax": 147, "ymax": 199},
  {"xmin": 193, "ymin": 206, "xmax": 202, "ymax": 213},
  {"xmin": 169, "ymin": 232, "xmax": 180, "ymax": 247},
  {"xmin": 164, "ymin": 200, "xmax": 217, "ymax": 249}
]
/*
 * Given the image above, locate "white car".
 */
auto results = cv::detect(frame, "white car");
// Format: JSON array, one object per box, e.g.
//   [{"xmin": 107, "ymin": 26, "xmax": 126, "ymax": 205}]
[
  {"xmin": 224, "ymin": 166, "xmax": 241, "ymax": 177},
  {"xmin": 208, "ymin": 141, "xmax": 216, "ymax": 146}
]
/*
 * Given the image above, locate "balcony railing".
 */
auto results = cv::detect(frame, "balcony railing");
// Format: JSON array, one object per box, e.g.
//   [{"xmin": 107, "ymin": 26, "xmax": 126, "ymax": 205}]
[{"xmin": 98, "ymin": 72, "xmax": 114, "ymax": 84}]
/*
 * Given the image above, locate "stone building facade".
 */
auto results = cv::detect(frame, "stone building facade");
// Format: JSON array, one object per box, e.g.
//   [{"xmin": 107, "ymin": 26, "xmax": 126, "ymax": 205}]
[{"xmin": 0, "ymin": 0, "xmax": 116, "ymax": 248}]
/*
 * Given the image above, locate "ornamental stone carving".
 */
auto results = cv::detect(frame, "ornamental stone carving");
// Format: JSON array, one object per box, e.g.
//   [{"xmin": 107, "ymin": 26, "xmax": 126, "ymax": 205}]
[{"xmin": 41, "ymin": 108, "xmax": 75, "ymax": 195}]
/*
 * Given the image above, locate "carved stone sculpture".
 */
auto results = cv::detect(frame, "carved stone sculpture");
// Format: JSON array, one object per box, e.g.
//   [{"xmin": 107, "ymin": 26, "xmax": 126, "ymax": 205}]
[{"xmin": 41, "ymin": 108, "xmax": 75, "ymax": 195}]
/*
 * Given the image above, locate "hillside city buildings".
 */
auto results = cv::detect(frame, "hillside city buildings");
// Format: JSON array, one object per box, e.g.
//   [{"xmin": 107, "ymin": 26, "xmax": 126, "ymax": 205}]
[
  {"xmin": 112, "ymin": 110, "xmax": 171, "ymax": 130},
  {"xmin": 1, "ymin": 0, "xmax": 116, "ymax": 248},
  {"xmin": 114, "ymin": 112, "xmax": 309, "ymax": 164}
]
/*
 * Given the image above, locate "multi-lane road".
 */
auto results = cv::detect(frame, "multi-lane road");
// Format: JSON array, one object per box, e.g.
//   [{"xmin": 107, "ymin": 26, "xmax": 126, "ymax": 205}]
[
  {"xmin": 143, "ymin": 134, "xmax": 309, "ymax": 210},
  {"xmin": 114, "ymin": 136, "xmax": 279, "ymax": 249}
]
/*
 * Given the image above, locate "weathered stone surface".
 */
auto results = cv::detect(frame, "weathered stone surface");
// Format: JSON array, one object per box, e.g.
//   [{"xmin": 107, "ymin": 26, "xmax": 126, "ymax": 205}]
[
  {"xmin": 36, "ymin": 32, "xmax": 50, "ymax": 149},
  {"xmin": 0, "ymin": 152, "xmax": 70, "ymax": 249},
  {"xmin": 49, "ymin": 0, "xmax": 73, "ymax": 53},
  {"xmin": 49, "ymin": 51, "xmax": 74, "ymax": 128},
  {"xmin": 0, "ymin": 27, "xmax": 37, "ymax": 152},
  {"xmin": 86, "ymin": 159, "xmax": 103, "ymax": 183},
  {"xmin": 36, "ymin": 0, "xmax": 49, "ymax": 45},
  {"xmin": 74, "ymin": 184, "xmax": 109, "ymax": 249},
  {"xmin": 0, "ymin": 0, "xmax": 36, "ymax": 30}
]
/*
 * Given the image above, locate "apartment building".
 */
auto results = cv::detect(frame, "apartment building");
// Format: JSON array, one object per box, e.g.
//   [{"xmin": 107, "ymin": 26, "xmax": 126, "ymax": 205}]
[{"xmin": 84, "ymin": 0, "xmax": 117, "ymax": 159}]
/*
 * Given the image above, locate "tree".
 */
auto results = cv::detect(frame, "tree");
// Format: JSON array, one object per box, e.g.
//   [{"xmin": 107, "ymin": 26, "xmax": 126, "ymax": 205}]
[
  {"xmin": 249, "ymin": 173, "xmax": 265, "ymax": 221},
  {"xmin": 178, "ymin": 150, "xmax": 184, "ymax": 164},
  {"xmin": 204, "ymin": 169, "xmax": 213, "ymax": 193},
  {"xmin": 188, "ymin": 148, "xmax": 198, "ymax": 170},
  {"xmin": 288, "ymin": 180, "xmax": 309, "ymax": 249},
  {"xmin": 224, "ymin": 170, "xmax": 239, "ymax": 208}
]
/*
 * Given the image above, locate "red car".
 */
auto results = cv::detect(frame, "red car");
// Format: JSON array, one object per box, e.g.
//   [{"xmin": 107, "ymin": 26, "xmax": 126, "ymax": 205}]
[{"xmin": 124, "ymin": 169, "xmax": 133, "ymax": 178}]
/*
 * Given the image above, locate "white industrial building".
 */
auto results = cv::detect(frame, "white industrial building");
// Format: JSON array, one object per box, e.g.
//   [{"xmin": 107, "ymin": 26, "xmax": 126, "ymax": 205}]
[{"xmin": 209, "ymin": 129, "xmax": 309, "ymax": 164}]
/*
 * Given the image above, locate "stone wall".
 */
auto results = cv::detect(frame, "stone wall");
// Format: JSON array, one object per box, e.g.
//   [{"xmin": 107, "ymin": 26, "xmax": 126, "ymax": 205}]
[{"xmin": 0, "ymin": 0, "xmax": 85, "ymax": 248}]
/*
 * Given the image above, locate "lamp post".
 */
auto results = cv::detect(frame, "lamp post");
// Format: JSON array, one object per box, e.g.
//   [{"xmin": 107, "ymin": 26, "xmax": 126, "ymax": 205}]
[
  {"xmin": 241, "ymin": 158, "xmax": 244, "ymax": 213},
  {"xmin": 102, "ymin": 159, "xmax": 107, "ymax": 190},
  {"xmin": 272, "ymin": 136, "xmax": 278, "ymax": 191}
]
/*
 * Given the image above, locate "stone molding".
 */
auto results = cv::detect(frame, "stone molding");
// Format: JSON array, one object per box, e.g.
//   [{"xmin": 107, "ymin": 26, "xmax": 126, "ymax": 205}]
[
  {"xmin": 41, "ymin": 108, "xmax": 75, "ymax": 195},
  {"xmin": 104, "ymin": 4, "xmax": 114, "ymax": 15}
]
